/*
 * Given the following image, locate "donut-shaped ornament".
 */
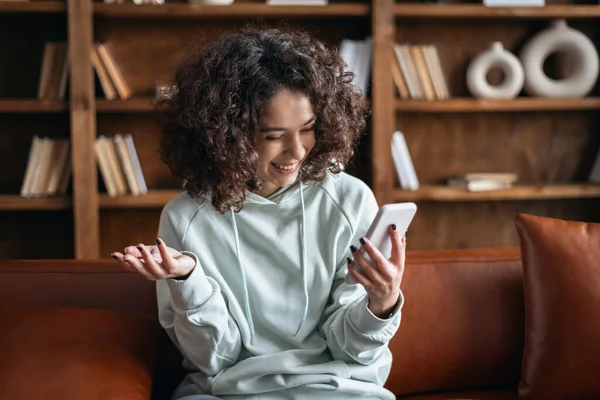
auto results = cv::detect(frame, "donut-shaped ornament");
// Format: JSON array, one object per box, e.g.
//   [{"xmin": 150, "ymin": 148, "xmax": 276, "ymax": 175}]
[
  {"xmin": 466, "ymin": 42, "xmax": 524, "ymax": 99},
  {"xmin": 520, "ymin": 19, "xmax": 599, "ymax": 98}
]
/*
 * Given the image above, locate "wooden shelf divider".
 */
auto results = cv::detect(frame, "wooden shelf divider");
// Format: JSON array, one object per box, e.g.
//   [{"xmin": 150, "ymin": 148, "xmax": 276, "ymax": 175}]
[
  {"xmin": 0, "ymin": 99, "xmax": 68, "ymax": 113},
  {"xmin": 395, "ymin": 97, "xmax": 600, "ymax": 113},
  {"xmin": 394, "ymin": 4, "xmax": 600, "ymax": 19},
  {"xmin": 0, "ymin": 1, "xmax": 66, "ymax": 13},
  {"xmin": 93, "ymin": 2, "xmax": 370, "ymax": 18},
  {"xmin": 0, "ymin": 195, "xmax": 71, "ymax": 211},
  {"xmin": 99, "ymin": 190, "xmax": 182, "ymax": 209},
  {"xmin": 393, "ymin": 184, "xmax": 600, "ymax": 202},
  {"xmin": 96, "ymin": 97, "xmax": 154, "ymax": 113}
]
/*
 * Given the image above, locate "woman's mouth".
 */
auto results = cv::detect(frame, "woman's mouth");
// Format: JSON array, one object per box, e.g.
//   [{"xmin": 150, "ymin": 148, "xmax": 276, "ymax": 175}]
[{"xmin": 271, "ymin": 162, "xmax": 300, "ymax": 174}]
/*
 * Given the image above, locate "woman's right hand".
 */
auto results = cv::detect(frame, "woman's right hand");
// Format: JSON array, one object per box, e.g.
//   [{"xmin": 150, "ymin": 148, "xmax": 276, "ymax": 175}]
[{"xmin": 111, "ymin": 238, "xmax": 196, "ymax": 281}]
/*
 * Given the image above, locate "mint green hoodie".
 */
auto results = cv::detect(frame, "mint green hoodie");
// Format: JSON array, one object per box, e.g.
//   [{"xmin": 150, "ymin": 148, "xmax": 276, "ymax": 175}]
[{"xmin": 156, "ymin": 172, "xmax": 403, "ymax": 400}]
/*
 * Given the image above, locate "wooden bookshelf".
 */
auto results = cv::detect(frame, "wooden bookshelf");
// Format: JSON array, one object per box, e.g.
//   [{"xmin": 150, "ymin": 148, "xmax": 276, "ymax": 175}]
[
  {"xmin": 93, "ymin": 2, "xmax": 370, "ymax": 18},
  {"xmin": 99, "ymin": 190, "xmax": 182, "ymax": 209},
  {"xmin": 373, "ymin": 1, "xmax": 600, "ymax": 250},
  {"xmin": 0, "ymin": 195, "xmax": 71, "ymax": 211},
  {"xmin": 0, "ymin": 1, "xmax": 66, "ymax": 13},
  {"xmin": 395, "ymin": 98, "xmax": 600, "ymax": 113},
  {"xmin": 3, "ymin": 0, "xmax": 600, "ymax": 258},
  {"xmin": 394, "ymin": 4, "xmax": 600, "ymax": 19},
  {"xmin": 0, "ymin": 99, "xmax": 68, "ymax": 113},
  {"xmin": 393, "ymin": 184, "xmax": 600, "ymax": 202}
]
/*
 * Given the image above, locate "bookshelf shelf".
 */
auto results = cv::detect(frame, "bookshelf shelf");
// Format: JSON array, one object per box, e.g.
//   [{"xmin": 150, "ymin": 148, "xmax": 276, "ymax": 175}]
[
  {"xmin": 0, "ymin": 1, "xmax": 66, "ymax": 13},
  {"xmin": 395, "ymin": 97, "xmax": 600, "ymax": 113},
  {"xmin": 0, "ymin": 99, "xmax": 68, "ymax": 113},
  {"xmin": 93, "ymin": 3, "xmax": 370, "ymax": 18},
  {"xmin": 0, "ymin": 195, "xmax": 71, "ymax": 211},
  {"xmin": 99, "ymin": 189, "xmax": 182, "ymax": 209},
  {"xmin": 96, "ymin": 97, "xmax": 153, "ymax": 113},
  {"xmin": 393, "ymin": 184, "xmax": 600, "ymax": 202},
  {"xmin": 394, "ymin": 4, "xmax": 600, "ymax": 19}
]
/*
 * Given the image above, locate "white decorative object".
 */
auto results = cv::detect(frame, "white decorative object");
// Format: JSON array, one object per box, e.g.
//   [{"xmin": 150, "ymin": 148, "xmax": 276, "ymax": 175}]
[
  {"xmin": 520, "ymin": 19, "xmax": 599, "ymax": 98},
  {"xmin": 466, "ymin": 42, "xmax": 524, "ymax": 99},
  {"xmin": 391, "ymin": 131, "xmax": 419, "ymax": 191}
]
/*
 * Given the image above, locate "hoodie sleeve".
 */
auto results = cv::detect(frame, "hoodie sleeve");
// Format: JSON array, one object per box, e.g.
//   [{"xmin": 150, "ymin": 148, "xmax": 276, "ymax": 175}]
[
  {"xmin": 156, "ymin": 207, "xmax": 242, "ymax": 376},
  {"xmin": 318, "ymin": 190, "xmax": 404, "ymax": 366}
]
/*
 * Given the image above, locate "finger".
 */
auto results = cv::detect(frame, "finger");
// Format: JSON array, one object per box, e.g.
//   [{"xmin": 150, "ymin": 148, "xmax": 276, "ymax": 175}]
[
  {"xmin": 353, "ymin": 250, "xmax": 388, "ymax": 287},
  {"xmin": 111, "ymin": 252, "xmax": 136, "ymax": 272},
  {"xmin": 122, "ymin": 253, "xmax": 156, "ymax": 281},
  {"xmin": 155, "ymin": 238, "xmax": 176, "ymax": 273},
  {"xmin": 389, "ymin": 224, "xmax": 404, "ymax": 263},
  {"xmin": 123, "ymin": 246, "xmax": 142, "ymax": 258},
  {"xmin": 137, "ymin": 244, "xmax": 166, "ymax": 279},
  {"xmin": 359, "ymin": 237, "xmax": 388, "ymax": 269},
  {"xmin": 347, "ymin": 258, "xmax": 373, "ymax": 289}
]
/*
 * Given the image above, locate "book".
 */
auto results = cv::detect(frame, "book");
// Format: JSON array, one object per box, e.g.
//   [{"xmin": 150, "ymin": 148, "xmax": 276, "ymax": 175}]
[
  {"xmin": 391, "ymin": 131, "xmax": 419, "ymax": 191},
  {"xmin": 589, "ymin": 148, "xmax": 600, "ymax": 183},
  {"xmin": 20, "ymin": 137, "xmax": 72, "ymax": 198},
  {"xmin": 447, "ymin": 173, "xmax": 517, "ymax": 191}
]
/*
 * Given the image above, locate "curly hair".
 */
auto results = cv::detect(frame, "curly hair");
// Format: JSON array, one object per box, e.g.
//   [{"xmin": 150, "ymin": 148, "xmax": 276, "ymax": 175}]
[{"xmin": 155, "ymin": 27, "xmax": 369, "ymax": 213}]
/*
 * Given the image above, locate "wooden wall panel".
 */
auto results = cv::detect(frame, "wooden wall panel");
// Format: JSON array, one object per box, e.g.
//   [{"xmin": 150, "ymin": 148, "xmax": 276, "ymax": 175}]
[
  {"xmin": 407, "ymin": 198, "xmax": 600, "ymax": 251},
  {"xmin": 397, "ymin": 111, "xmax": 599, "ymax": 185}
]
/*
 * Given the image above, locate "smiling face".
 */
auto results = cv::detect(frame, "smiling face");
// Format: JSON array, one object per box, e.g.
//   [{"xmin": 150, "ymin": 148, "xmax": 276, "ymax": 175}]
[{"xmin": 256, "ymin": 88, "xmax": 317, "ymax": 198}]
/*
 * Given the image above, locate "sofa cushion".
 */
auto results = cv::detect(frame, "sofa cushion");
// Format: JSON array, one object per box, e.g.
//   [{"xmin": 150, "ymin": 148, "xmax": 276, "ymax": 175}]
[
  {"xmin": 0, "ymin": 306, "xmax": 162, "ymax": 400},
  {"xmin": 514, "ymin": 213, "xmax": 600, "ymax": 400}
]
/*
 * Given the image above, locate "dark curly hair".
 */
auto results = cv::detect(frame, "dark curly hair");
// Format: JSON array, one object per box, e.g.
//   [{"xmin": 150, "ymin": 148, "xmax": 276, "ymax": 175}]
[{"xmin": 155, "ymin": 27, "xmax": 369, "ymax": 213}]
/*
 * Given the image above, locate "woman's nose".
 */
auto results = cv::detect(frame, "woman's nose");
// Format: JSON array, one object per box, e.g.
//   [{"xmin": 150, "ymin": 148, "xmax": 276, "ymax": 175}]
[{"xmin": 286, "ymin": 135, "xmax": 306, "ymax": 160}]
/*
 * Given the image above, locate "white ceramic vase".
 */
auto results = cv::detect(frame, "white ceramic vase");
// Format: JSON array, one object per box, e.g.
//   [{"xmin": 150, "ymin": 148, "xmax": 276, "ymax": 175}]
[
  {"xmin": 466, "ymin": 42, "xmax": 524, "ymax": 99},
  {"xmin": 520, "ymin": 19, "xmax": 599, "ymax": 98}
]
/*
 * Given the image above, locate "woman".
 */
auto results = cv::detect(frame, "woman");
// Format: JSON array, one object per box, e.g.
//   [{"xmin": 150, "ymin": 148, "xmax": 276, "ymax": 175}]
[{"xmin": 111, "ymin": 28, "xmax": 406, "ymax": 400}]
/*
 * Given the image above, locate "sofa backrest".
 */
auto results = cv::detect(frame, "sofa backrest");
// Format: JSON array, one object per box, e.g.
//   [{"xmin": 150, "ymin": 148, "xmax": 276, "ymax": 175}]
[
  {"xmin": 386, "ymin": 247, "xmax": 524, "ymax": 396},
  {"xmin": 0, "ymin": 247, "xmax": 524, "ymax": 397}
]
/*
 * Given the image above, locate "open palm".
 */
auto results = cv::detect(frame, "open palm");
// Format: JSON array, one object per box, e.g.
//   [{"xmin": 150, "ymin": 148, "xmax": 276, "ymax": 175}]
[{"xmin": 111, "ymin": 238, "xmax": 196, "ymax": 281}]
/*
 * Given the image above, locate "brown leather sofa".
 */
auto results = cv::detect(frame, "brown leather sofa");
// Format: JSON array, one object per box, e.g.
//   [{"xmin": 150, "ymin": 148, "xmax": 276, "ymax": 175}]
[{"xmin": 0, "ymin": 247, "xmax": 523, "ymax": 400}]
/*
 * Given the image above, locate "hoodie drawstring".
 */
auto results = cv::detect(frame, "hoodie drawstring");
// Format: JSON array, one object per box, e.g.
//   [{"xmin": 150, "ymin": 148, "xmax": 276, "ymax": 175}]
[
  {"xmin": 230, "ymin": 181, "xmax": 308, "ymax": 345},
  {"xmin": 231, "ymin": 207, "xmax": 256, "ymax": 345}
]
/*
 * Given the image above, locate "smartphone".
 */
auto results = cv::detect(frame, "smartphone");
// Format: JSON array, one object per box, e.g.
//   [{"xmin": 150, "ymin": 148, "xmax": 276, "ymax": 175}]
[{"xmin": 345, "ymin": 202, "xmax": 417, "ymax": 284}]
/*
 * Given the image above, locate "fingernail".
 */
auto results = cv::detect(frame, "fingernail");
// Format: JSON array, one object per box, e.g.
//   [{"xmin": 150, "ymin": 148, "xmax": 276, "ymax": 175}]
[
  {"xmin": 359, "ymin": 237, "xmax": 367, "ymax": 245},
  {"xmin": 156, "ymin": 238, "xmax": 162, "ymax": 245},
  {"xmin": 350, "ymin": 245, "xmax": 358, "ymax": 253},
  {"xmin": 347, "ymin": 257, "xmax": 353, "ymax": 264},
  {"xmin": 391, "ymin": 224, "xmax": 397, "ymax": 231},
  {"xmin": 137, "ymin": 246, "xmax": 143, "ymax": 252},
  {"xmin": 111, "ymin": 254, "xmax": 118, "ymax": 260}
]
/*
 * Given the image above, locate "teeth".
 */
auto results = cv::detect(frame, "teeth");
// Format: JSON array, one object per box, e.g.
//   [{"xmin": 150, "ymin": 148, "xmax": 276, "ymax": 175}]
[{"xmin": 273, "ymin": 163, "xmax": 298, "ymax": 171}]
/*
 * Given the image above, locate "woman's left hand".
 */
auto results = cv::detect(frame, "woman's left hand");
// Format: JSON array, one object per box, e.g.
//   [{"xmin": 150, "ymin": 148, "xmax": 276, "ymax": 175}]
[{"xmin": 347, "ymin": 224, "xmax": 405, "ymax": 319}]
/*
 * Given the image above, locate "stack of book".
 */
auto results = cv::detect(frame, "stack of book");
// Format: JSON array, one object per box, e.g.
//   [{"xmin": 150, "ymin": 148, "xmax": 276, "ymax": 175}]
[
  {"xmin": 37, "ymin": 42, "xmax": 69, "ymax": 101},
  {"xmin": 338, "ymin": 37, "xmax": 373, "ymax": 98},
  {"xmin": 447, "ymin": 173, "xmax": 517, "ymax": 191},
  {"xmin": 37, "ymin": 41, "xmax": 132, "ymax": 101},
  {"xmin": 391, "ymin": 131, "xmax": 419, "ymax": 191},
  {"xmin": 95, "ymin": 134, "xmax": 147, "ymax": 197},
  {"xmin": 391, "ymin": 43, "xmax": 449, "ymax": 101},
  {"xmin": 91, "ymin": 42, "xmax": 132, "ymax": 100},
  {"xmin": 20, "ymin": 136, "xmax": 71, "ymax": 198}
]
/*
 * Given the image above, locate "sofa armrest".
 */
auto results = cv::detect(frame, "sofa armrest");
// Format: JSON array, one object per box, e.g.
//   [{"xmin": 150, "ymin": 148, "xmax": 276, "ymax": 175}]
[{"xmin": 0, "ymin": 259, "xmax": 157, "ymax": 316}]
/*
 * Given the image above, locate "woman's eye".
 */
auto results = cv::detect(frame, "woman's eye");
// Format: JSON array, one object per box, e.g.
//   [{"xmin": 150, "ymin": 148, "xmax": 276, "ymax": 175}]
[
  {"xmin": 265, "ymin": 136, "xmax": 284, "ymax": 142},
  {"xmin": 301, "ymin": 127, "xmax": 315, "ymax": 134}
]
